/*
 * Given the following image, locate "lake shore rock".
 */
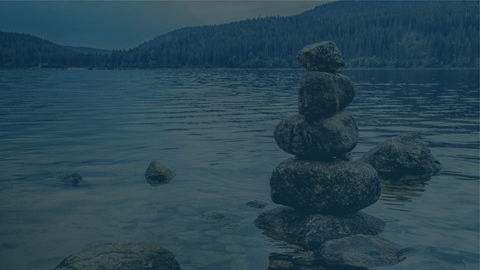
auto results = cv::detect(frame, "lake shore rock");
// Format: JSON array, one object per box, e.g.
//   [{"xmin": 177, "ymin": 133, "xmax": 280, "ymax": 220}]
[
  {"xmin": 274, "ymin": 111, "xmax": 358, "ymax": 160},
  {"xmin": 59, "ymin": 173, "xmax": 82, "ymax": 186},
  {"xmin": 55, "ymin": 243, "xmax": 181, "ymax": 270},
  {"xmin": 254, "ymin": 207, "xmax": 385, "ymax": 250},
  {"xmin": 299, "ymin": 72, "xmax": 355, "ymax": 120},
  {"xmin": 318, "ymin": 234, "xmax": 404, "ymax": 268},
  {"xmin": 145, "ymin": 161, "xmax": 176, "ymax": 186},
  {"xmin": 297, "ymin": 41, "xmax": 345, "ymax": 73},
  {"xmin": 360, "ymin": 134, "xmax": 442, "ymax": 176},
  {"xmin": 270, "ymin": 158, "xmax": 380, "ymax": 215}
]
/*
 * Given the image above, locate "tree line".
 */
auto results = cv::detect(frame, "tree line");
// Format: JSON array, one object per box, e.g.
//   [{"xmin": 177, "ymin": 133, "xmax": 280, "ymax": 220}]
[{"xmin": 1, "ymin": 1, "xmax": 478, "ymax": 68}]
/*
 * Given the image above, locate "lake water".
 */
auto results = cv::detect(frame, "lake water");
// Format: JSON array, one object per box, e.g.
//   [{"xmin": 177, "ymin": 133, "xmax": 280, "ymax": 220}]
[{"xmin": 0, "ymin": 69, "xmax": 478, "ymax": 270}]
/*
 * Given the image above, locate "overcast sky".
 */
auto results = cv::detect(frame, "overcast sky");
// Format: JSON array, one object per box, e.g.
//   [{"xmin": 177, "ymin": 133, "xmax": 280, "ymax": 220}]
[{"xmin": 0, "ymin": 1, "xmax": 329, "ymax": 50}]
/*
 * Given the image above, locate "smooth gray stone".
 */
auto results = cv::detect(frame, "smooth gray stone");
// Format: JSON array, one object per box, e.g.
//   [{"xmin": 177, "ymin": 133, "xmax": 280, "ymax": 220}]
[
  {"xmin": 274, "ymin": 112, "xmax": 358, "ymax": 160},
  {"xmin": 145, "ymin": 161, "xmax": 176, "ymax": 186},
  {"xmin": 297, "ymin": 41, "xmax": 345, "ymax": 73},
  {"xmin": 59, "ymin": 173, "xmax": 82, "ymax": 186},
  {"xmin": 299, "ymin": 72, "xmax": 355, "ymax": 120},
  {"xmin": 270, "ymin": 158, "xmax": 381, "ymax": 215},
  {"xmin": 319, "ymin": 234, "xmax": 404, "ymax": 268},
  {"xmin": 254, "ymin": 207, "xmax": 385, "ymax": 250},
  {"xmin": 55, "ymin": 243, "xmax": 181, "ymax": 270},
  {"xmin": 360, "ymin": 134, "xmax": 442, "ymax": 176}
]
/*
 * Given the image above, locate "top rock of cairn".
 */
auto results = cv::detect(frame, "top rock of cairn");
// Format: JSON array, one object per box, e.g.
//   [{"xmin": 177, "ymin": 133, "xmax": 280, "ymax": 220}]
[{"xmin": 297, "ymin": 41, "xmax": 345, "ymax": 73}]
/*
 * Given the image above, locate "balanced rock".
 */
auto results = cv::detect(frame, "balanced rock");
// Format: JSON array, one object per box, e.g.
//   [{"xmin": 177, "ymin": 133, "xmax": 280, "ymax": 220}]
[
  {"xmin": 145, "ymin": 161, "xmax": 176, "ymax": 186},
  {"xmin": 55, "ymin": 243, "xmax": 181, "ymax": 270},
  {"xmin": 59, "ymin": 173, "xmax": 82, "ymax": 186},
  {"xmin": 360, "ymin": 134, "xmax": 442, "ymax": 176},
  {"xmin": 270, "ymin": 158, "xmax": 380, "ymax": 215},
  {"xmin": 297, "ymin": 41, "xmax": 345, "ymax": 73},
  {"xmin": 274, "ymin": 111, "xmax": 358, "ymax": 160},
  {"xmin": 318, "ymin": 234, "xmax": 404, "ymax": 268},
  {"xmin": 255, "ymin": 207, "xmax": 385, "ymax": 250},
  {"xmin": 299, "ymin": 72, "xmax": 355, "ymax": 120}
]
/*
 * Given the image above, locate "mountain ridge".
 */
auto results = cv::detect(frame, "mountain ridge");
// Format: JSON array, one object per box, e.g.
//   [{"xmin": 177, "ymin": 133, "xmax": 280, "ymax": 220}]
[{"xmin": 1, "ymin": 1, "xmax": 478, "ymax": 68}]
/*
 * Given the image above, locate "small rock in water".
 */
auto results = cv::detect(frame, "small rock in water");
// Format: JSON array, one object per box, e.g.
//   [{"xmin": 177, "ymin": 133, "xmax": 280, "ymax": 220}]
[
  {"xmin": 270, "ymin": 158, "xmax": 380, "ymax": 215},
  {"xmin": 203, "ymin": 210, "xmax": 226, "ymax": 220},
  {"xmin": 145, "ymin": 161, "xmax": 176, "ymax": 186},
  {"xmin": 274, "ymin": 111, "xmax": 358, "ymax": 160},
  {"xmin": 297, "ymin": 41, "xmax": 345, "ymax": 73},
  {"xmin": 360, "ymin": 134, "xmax": 442, "ymax": 176},
  {"xmin": 59, "ymin": 173, "xmax": 82, "ymax": 186},
  {"xmin": 246, "ymin": 200, "xmax": 268, "ymax": 209},
  {"xmin": 299, "ymin": 72, "xmax": 355, "ymax": 120},
  {"xmin": 54, "ymin": 242, "xmax": 181, "ymax": 270},
  {"xmin": 255, "ymin": 207, "xmax": 385, "ymax": 250},
  {"xmin": 318, "ymin": 234, "xmax": 404, "ymax": 268}
]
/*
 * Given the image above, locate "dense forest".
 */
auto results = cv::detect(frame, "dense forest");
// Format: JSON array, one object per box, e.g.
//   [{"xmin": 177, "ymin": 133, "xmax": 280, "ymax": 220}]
[
  {"xmin": 0, "ymin": 32, "xmax": 109, "ymax": 68},
  {"xmin": 0, "ymin": 1, "xmax": 478, "ymax": 68}
]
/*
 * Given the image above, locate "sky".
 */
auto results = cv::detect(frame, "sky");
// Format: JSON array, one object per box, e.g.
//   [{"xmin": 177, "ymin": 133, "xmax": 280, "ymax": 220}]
[{"xmin": 0, "ymin": 1, "xmax": 329, "ymax": 50}]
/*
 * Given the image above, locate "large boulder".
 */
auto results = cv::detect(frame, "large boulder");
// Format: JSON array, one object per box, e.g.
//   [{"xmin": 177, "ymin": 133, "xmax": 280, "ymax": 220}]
[
  {"xmin": 318, "ymin": 234, "xmax": 404, "ymax": 268},
  {"xmin": 297, "ymin": 41, "xmax": 345, "ymax": 73},
  {"xmin": 55, "ymin": 243, "xmax": 181, "ymax": 270},
  {"xmin": 270, "ymin": 158, "xmax": 380, "ymax": 215},
  {"xmin": 145, "ymin": 161, "xmax": 176, "ymax": 186},
  {"xmin": 255, "ymin": 207, "xmax": 385, "ymax": 250},
  {"xmin": 299, "ymin": 72, "xmax": 355, "ymax": 120},
  {"xmin": 274, "ymin": 111, "xmax": 358, "ymax": 160},
  {"xmin": 360, "ymin": 134, "xmax": 442, "ymax": 176}
]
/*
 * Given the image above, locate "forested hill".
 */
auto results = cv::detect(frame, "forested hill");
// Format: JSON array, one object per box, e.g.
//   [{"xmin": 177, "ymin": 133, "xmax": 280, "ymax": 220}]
[
  {"xmin": 1, "ymin": 1, "xmax": 479, "ymax": 69},
  {"xmin": 0, "ymin": 31, "xmax": 107, "ymax": 68},
  {"xmin": 118, "ymin": 1, "xmax": 478, "ymax": 68}
]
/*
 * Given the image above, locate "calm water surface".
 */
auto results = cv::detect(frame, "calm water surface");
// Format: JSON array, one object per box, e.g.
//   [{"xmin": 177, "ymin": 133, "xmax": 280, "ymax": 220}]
[{"xmin": 0, "ymin": 69, "xmax": 478, "ymax": 270}]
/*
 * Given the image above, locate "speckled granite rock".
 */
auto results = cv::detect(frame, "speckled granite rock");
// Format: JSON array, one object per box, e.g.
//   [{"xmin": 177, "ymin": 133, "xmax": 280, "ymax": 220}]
[
  {"xmin": 360, "ymin": 134, "xmax": 442, "ymax": 176},
  {"xmin": 255, "ymin": 207, "xmax": 385, "ymax": 250},
  {"xmin": 299, "ymin": 72, "xmax": 355, "ymax": 120},
  {"xmin": 145, "ymin": 161, "xmax": 176, "ymax": 186},
  {"xmin": 270, "ymin": 158, "xmax": 380, "ymax": 215},
  {"xmin": 274, "ymin": 112, "xmax": 358, "ymax": 160},
  {"xmin": 55, "ymin": 243, "xmax": 181, "ymax": 270},
  {"xmin": 297, "ymin": 41, "xmax": 345, "ymax": 73},
  {"xmin": 318, "ymin": 234, "xmax": 404, "ymax": 268}
]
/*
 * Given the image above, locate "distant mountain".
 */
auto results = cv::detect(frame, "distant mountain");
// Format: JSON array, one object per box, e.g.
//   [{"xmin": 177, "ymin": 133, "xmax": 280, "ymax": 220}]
[
  {"xmin": 65, "ymin": 46, "xmax": 111, "ymax": 55},
  {"xmin": 1, "ymin": 1, "xmax": 478, "ymax": 69},
  {"xmin": 0, "ymin": 31, "xmax": 108, "ymax": 68},
  {"xmin": 0, "ymin": 31, "xmax": 81, "ymax": 68},
  {"xmin": 116, "ymin": 1, "xmax": 478, "ymax": 68}
]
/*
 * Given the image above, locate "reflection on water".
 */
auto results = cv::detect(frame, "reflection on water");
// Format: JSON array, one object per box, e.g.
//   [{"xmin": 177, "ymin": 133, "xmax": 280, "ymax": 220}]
[
  {"xmin": 380, "ymin": 174, "xmax": 432, "ymax": 206},
  {"xmin": 0, "ymin": 69, "xmax": 478, "ymax": 270}
]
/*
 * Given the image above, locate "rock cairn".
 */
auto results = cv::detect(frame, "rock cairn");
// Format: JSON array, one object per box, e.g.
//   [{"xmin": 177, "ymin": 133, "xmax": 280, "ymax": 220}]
[
  {"xmin": 256, "ymin": 41, "xmax": 403, "ymax": 268},
  {"xmin": 271, "ymin": 41, "xmax": 381, "ymax": 215}
]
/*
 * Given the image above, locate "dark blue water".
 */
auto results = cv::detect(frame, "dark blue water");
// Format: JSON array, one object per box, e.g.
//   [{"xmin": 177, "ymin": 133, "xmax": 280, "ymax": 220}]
[{"xmin": 0, "ymin": 69, "xmax": 478, "ymax": 270}]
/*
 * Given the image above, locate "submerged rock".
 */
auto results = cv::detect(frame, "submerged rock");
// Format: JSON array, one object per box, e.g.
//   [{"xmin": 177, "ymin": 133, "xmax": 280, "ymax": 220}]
[
  {"xmin": 55, "ymin": 242, "xmax": 181, "ymax": 270},
  {"xmin": 145, "ymin": 161, "xmax": 176, "ymax": 186},
  {"xmin": 270, "ymin": 158, "xmax": 380, "ymax": 215},
  {"xmin": 254, "ymin": 207, "xmax": 385, "ymax": 250},
  {"xmin": 297, "ymin": 41, "xmax": 345, "ymax": 73},
  {"xmin": 59, "ymin": 173, "xmax": 82, "ymax": 186},
  {"xmin": 268, "ymin": 252, "xmax": 325, "ymax": 270},
  {"xmin": 299, "ymin": 72, "xmax": 355, "ymax": 120},
  {"xmin": 274, "ymin": 112, "xmax": 358, "ymax": 160},
  {"xmin": 318, "ymin": 234, "xmax": 404, "ymax": 268},
  {"xmin": 246, "ymin": 200, "xmax": 268, "ymax": 209},
  {"xmin": 360, "ymin": 134, "xmax": 442, "ymax": 176}
]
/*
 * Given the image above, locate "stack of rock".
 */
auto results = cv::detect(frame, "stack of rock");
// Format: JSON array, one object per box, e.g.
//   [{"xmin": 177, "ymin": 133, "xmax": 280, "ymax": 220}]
[{"xmin": 256, "ymin": 41, "xmax": 403, "ymax": 268}]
